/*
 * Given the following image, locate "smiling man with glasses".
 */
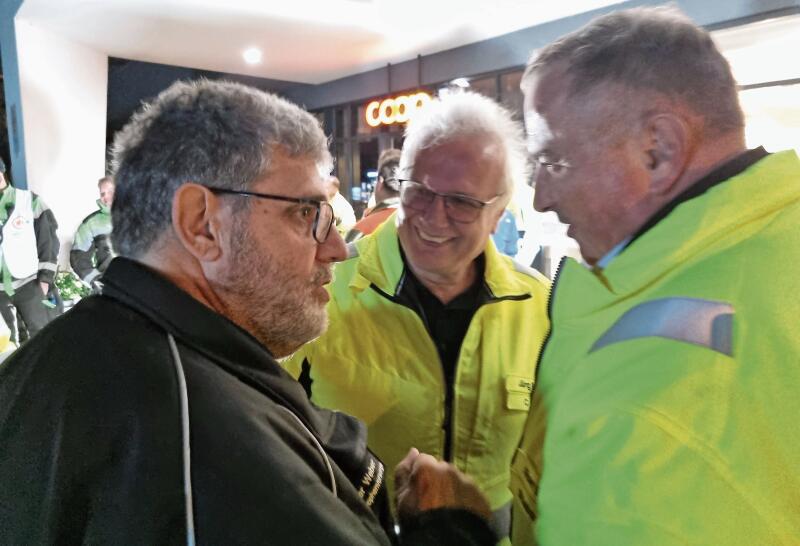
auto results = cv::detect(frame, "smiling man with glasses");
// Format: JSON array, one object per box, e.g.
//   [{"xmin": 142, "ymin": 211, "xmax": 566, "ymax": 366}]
[
  {"xmin": 0, "ymin": 80, "xmax": 495, "ymax": 546},
  {"xmin": 286, "ymin": 91, "xmax": 550, "ymax": 543}
]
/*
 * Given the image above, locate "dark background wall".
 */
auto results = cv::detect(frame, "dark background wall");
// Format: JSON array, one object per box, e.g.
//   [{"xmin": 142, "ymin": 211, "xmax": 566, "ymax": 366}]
[{"xmin": 106, "ymin": 58, "xmax": 309, "ymax": 153}]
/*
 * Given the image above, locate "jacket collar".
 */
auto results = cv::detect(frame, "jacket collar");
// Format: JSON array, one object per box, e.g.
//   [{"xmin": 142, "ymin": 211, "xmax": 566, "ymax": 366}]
[
  {"xmin": 351, "ymin": 211, "xmax": 535, "ymax": 300},
  {"xmin": 101, "ymin": 257, "xmax": 367, "ymax": 449},
  {"xmin": 559, "ymin": 150, "xmax": 800, "ymax": 313}
]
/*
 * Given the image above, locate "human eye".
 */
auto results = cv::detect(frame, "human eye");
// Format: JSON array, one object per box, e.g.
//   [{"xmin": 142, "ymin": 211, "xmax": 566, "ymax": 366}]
[
  {"xmin": 535, "ymin": 154, "xmax": 571, "ymax": 178},
  {"xmin": 296, "ymin": 203, "xmax": 317, "ymax": 223},
  {"xmin": 545, "ymin": 161, "xmax": 569, "ymax": 176}
]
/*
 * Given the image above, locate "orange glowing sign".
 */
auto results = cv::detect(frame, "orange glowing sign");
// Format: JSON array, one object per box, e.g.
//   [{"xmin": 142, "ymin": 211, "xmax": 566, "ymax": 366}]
[{"xmin": 365, "ymin": 92, "xmax": 432, "ymax": 127}]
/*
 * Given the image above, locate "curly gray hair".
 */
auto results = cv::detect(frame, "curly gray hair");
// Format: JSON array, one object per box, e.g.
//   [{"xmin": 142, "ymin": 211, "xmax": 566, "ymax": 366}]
[
  {"xmin": 111, "ymin": 79, "xmax": 330, "ymax": 257},
  {"xmin": 399, "ymin": 91, "xmax": 529, "ymax": 198}
]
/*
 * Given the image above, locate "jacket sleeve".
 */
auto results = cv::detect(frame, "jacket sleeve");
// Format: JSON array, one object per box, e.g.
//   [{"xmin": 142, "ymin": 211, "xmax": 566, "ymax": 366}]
[
  {"xmin": 70, "ymin": 218, "xmax": 98, "ymax": 282},
  {"xmin": 70, "ymin": 248, "xmax": 98, "ymax": 283},
  {"xmin": 32, "ymin": 194, "xmax": 59, "ymax": 284},
  {"xmin": 399, "ymin": 509, "xmax": 497, "ymax": 546}
]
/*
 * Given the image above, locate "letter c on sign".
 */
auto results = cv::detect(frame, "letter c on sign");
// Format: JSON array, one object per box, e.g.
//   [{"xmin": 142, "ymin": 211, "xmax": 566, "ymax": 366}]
[
  {"xmin": 366, "ymin": 101, "xmax": 381, "ymax": 128},
  {"xmin": 364, "ymin": 92, "xmax": 432, "ymax": 128}
]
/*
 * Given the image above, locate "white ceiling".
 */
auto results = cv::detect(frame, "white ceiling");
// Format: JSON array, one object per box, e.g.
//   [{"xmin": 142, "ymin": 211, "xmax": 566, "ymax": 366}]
[{"xmin": 16, "ymin": 0, "xmax": 623, "ymax": 84}]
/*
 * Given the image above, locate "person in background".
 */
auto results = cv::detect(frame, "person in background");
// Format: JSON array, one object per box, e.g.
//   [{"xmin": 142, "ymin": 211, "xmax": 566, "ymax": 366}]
[
  {"xmin": 327, "ymin": 174, "xmax": 356, "ymax": 235},
  {"xmin": 0, "ymin": 308, "xmax": 15, "ymax": 363},
  {"xmin": 401, "ymin": 6, "xmax": 800, "ymax": 545},
  {"xmin": 0, "ymin": 79, "xmax": 496, "ymax": 546},
  {"xmin": 71, "ymin": 176, "xmax": 116, "ymax": 288},
  {"xmin": 491, "ymin": 208, "xmax": 519, "ymax": 258},
  {"xmin": 0, "ymin": 156, "xmax": 60, "ymax": 344},
  {"xmin": 285, "ymin": 91, "xmax": 550, "ymax": 543},
  {"xmin": 346, "ymin": 148, "xmax": 401, "ymax": 242}
]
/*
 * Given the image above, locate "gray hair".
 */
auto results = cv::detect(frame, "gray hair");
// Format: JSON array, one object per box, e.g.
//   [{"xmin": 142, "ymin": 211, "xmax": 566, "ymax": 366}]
[
  {"xmin": 522, "ymin": 6, "xmax": 744, "ymax": 136},
  {"xmin": 399, "ymin": 91, "xmax": 529, "ymax": 196},
  {"xmin": 111, "ymin": 79, "xmax": 331, "ymax": 257}
]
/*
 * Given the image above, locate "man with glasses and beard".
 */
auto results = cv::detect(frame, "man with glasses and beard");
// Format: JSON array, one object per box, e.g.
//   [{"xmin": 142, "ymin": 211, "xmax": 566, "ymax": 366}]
[
  {"xmin": 285, "ymin": 91, "xmax": 550, "ymax": 543},
  {"xmin": 0, "ymin": 80, "xmax": 496, "ymax": 546}
]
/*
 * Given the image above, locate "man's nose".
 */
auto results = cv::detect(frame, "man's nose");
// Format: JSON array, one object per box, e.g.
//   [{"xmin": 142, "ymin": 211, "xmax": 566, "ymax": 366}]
[
  {"xmin": 532, "ymin": 176, "xmax": 556, "ymax": 213},
  {"xmin": 422, "ymin": 194, "xmax": 450, "ymax": 226},
  {"xmin": 318, "ymin": 225, "xmax": 348, "ymax": 263}
]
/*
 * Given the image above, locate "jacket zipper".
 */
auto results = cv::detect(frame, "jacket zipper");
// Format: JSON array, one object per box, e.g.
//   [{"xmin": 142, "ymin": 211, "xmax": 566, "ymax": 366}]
[
  {"xmin": 439, "ymin": 293, "xmax": 534, "ymax": 463},
  {"xmin": 369, "ymin": 281, "xmax": 532, "ymax": 463},
  {"xmin": 533, "ymin": 256, "xmax": 566, "ymax": 389}
]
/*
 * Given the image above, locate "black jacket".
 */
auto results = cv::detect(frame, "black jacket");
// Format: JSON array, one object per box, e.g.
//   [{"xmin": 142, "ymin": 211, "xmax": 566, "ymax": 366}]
[{"xmin": 0, "ymin": 257, "xmax": 494, "ymax": 545}]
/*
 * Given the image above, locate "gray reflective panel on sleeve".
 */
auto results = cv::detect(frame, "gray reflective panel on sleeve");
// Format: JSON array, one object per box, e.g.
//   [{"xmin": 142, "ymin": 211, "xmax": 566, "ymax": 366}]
[
  {"xmin": 590, "ymin": 297, "xmax": 734, "ymax": 356},
  {"xmin": 345, "ymin": 242, "xmax": 359, "ymax": 259}
]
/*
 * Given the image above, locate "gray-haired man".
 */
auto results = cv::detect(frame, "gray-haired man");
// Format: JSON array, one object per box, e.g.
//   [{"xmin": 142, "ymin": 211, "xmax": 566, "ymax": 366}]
[
  {"xmin": 401, "ymin": 6, "xmax": 800, "ymax": 546},
  {"xmin": 0, "ymin": 80, "xmax": 495, "ymax": 545}
]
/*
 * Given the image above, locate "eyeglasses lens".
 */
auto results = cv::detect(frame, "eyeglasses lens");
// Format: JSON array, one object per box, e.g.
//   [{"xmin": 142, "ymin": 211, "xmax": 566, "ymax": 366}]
[
  {"xmin": 401, "ymin": 184, "xmax": 481, "ymax": 222},
  {"xmin": 315, "ymin": 202, "xmax": 334, "ymax": 243}
]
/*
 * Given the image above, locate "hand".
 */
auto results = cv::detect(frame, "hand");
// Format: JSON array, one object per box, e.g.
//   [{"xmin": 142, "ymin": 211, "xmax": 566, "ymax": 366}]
[
  {"xmin": 395, "ymin": 448, "xmax": 491, "ymax": 522},
  {"xmin": 39, "ymin": 281, "xmax": 49, "ymax": 296}
]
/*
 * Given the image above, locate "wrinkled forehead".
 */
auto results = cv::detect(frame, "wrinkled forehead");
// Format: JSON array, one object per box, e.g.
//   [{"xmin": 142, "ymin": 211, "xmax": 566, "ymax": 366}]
[{"xmin": 523, "ymin": 67, "xmax": 568, "ymax": 152}]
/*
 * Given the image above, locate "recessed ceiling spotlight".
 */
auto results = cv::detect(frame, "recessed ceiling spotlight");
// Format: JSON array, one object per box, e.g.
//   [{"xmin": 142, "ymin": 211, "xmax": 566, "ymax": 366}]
[{"xmin": 243, "ymin": 47, "xmax": 262, "ymax": 65}]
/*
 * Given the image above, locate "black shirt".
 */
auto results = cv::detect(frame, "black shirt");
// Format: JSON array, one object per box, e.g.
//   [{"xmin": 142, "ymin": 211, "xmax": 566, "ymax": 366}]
[{"xmin": 397, "ymin": 250, "xmax": 490, "ymax": 460}]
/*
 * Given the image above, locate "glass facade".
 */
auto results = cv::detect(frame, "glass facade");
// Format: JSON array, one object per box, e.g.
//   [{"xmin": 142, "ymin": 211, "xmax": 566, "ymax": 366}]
[{"xmin": 315, "ymin": 69, "xmax": 528, "ymax": 212}]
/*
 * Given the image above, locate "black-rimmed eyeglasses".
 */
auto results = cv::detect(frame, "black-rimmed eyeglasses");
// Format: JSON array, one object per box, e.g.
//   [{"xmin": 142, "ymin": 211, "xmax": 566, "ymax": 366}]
[
  {"xmin": 205, "ymin": 186, "xmax": 335, "ymax": 244},
  {"xmin": 398, "ymin": 179, "xmax": 503, "ymax": 223}
]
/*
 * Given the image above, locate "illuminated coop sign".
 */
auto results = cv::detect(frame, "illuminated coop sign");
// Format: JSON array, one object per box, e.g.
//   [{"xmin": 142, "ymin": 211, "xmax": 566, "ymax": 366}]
[{"xmin": 365, "ymin": 92, "xmax": 432, "ymax": 127}]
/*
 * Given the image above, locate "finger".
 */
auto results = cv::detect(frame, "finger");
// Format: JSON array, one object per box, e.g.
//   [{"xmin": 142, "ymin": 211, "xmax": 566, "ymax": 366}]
[{"xmin": 395, "ymin": 447, "xmax": 420, "ymax": 485}]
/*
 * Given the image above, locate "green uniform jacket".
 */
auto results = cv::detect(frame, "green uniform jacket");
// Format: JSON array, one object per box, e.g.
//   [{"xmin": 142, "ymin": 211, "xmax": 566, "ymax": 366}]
[
  {"xmin": 286, "ymin": 215, "xmax": 550, "ymax": 513},
  {"xmin": 511, "ymin": 150, "xmax": 800, "ymax": 545},
  {"xmin": 70, "ymin": 200, "xmax": 114, "ymax": 283},
  {"xmin": 0, "ymin": 186, "xmax": 59, "ymax": 291}
]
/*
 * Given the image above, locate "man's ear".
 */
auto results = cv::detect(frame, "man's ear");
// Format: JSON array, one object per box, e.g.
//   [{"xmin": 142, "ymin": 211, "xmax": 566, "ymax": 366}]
[
  {"xmin": 643, "ymin": 112, "xmax": 691, "ymax": 196},
  {"xmin": 171, "ymin": 183, "xmax": 224, "ymax": 262}
]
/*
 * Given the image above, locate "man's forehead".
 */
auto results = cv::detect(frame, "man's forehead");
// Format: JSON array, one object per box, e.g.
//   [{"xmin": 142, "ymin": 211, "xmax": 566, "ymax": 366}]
[
  {"xmin": 412, "ymin": 135, "xmax": 505, "ymax": 196},
  {"xmin": 524, "ymin": 110, "xmax": 555, "ymax": 155},
  {"xmin": 255, "ymin": 155, "xmax": 329, "ymax": 198},
  {"xmin": 523, "ymin": 67, "xmax": 577, "ymax": 154}
]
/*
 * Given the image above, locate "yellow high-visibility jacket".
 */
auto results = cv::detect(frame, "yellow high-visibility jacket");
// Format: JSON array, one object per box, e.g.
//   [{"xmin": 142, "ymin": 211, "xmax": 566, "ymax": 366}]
[
  {"xmin": 286, "ymin": 216, "xmax": 550, "ymax": 513},
  {"xmin": 511, "ymin": 150, "xmax": 800, "ymax": 545}
]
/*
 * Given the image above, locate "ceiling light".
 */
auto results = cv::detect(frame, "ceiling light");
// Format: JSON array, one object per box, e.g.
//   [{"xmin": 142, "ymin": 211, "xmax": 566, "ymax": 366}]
[
  {"xmin": 451, "ymin": 77, "xmax": 470, "ymax": 88},
  {"xmin": 243, "ymin": 47, "xmax": 262, "ymax": 65}
]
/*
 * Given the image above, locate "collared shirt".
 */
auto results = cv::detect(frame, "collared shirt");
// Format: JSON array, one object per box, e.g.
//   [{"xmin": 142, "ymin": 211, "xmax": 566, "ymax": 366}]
[
  {"xmin": 398, "ymin": 252, "xmax": 488, "ymax": 388},
  {"xmin": 397, "ymin": 250, "xmax": 489, "ymax": 461}
]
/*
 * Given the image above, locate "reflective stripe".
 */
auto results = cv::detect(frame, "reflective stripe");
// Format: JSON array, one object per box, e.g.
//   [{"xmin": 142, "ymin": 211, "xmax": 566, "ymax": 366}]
[
  {"xmin": 84, "ymin": 268, "xmax": 102, "ymax": 284},
  {"xmin": 9, "ymin": 275, "xmax": 37, "ymax": 290},
  {"xmin": 590, "ymin": 297, "xmax": 734, "ymax": 356},
  {"xmin": 345, "ymin": 242, "xmax": 359, "ymax": 260},
  {"xmin": 489, "ymin": 501, "xmax": 512, "ymax": 539},
  {"xmin": 38, "ymin": 262, "xmax": 58, "ymax": 272},
  {"xmin": 167, "ymin": 333, "xmax": 196, "ymax": 546}
]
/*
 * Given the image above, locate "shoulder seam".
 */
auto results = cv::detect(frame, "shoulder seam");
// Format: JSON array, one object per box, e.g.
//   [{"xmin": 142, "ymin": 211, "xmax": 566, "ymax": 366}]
[{"xmin": 79, "ymin": 209, "xmax": 105, "ymax": 224}]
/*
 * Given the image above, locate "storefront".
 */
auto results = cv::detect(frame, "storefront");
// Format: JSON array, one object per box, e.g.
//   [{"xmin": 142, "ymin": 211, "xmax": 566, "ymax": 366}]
[
  {"xmin": 312, "ymin": 10, "xmax": 800, "ymax": 276},
  {"xmin": 313, "ymin": 69, "xmax": 527, "ymax": 218}
]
